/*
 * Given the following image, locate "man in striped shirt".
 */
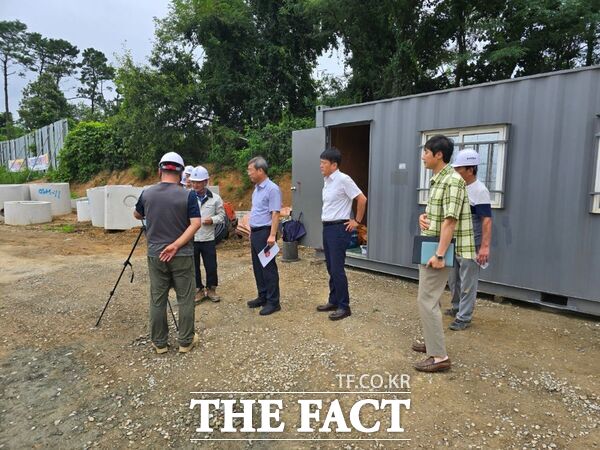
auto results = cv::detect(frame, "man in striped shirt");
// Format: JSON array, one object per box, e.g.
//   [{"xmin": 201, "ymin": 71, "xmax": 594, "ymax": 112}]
[{"xmin": 413, "ymin": 135, "xmax": 475, "ymax": 372}]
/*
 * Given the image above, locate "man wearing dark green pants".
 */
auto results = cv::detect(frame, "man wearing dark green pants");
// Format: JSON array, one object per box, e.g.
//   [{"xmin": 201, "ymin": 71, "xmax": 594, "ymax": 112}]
[{"xmin": 134, "ymin": 152, "xmax": 201, "ymax": 354}]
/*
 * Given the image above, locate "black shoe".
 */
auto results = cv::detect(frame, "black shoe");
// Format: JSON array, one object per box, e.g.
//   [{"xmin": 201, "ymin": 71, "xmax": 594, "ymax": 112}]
[
  {"xmin": 329, "ymin": 308, "xmax": 351, "ymax": 321},
  {"xmin": 259, "ymin": 304, "xmax": 281, "ymax": 316},
  {"xmin": 316, "ymin": 303, "xmax": 337, "ymax": 312},
  {"xmin": 444, "ymin": 308, "xmax": 458, "ymax": 317},
  {"xmin": 247, "ymin": 298, "xmax": 267, "ymax": 308}
]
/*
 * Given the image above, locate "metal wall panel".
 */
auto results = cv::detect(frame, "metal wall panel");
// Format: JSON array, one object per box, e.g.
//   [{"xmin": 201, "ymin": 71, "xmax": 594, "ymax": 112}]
[
  {"xmin": 311, "ymin": 67, "xmax": 600, "ymax": 307},
  {"xmin": 291, "ymin": 128, "xmax": 327, "ymax": 248}
]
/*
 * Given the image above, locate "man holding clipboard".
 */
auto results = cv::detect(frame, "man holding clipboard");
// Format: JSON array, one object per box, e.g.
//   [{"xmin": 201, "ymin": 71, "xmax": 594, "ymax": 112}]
[
  {"xmin": 246, "ymin": 156, "xmax": 283, "ymax": 316},
  {"xmin": 413, "ymin": 135, "xmax": 475, "ymax": 372}
]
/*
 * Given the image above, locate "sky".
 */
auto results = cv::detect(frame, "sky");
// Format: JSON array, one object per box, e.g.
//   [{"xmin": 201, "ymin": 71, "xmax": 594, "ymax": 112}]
[{"xmin": 1, "ymin": 0, "xmax": 345, "ymax": 119}]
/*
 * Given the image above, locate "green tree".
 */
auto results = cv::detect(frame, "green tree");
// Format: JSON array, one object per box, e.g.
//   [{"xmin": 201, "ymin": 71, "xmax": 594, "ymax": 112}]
[
  {"xmin": 0, "ymin": 20, "xmax": 31, "ymax": 138},
  {"xmin": 77, "ymin": 48, "xmax": 115, "ymax": 116},
  {"xmin": 0, "ymin": 112, "xmax": 27, "ymax": 140},
  {"xmin": 317, "ymin": 0, "xmax": 443, "ymax": 102},
  {"xmin": 112, "ymin": 54, "xmax": 209, "ymax": 168},
  {"xmin": 472, "ymin": 0, "xmax": 599, "ymax": 81},
  {"xmin": 160, "ymin": 0, "xmax": 327, "ymax": 128},
  {"xmin": 26, "ymin": 34, "xmax": 79, "ymax": 86},
  {"xmin": 27, "ymin": 32, "xmax": 53, "ymax": 75},
  {"xmin": 18, "ymin": 72, "xmax": 71, "ymax": 130}
]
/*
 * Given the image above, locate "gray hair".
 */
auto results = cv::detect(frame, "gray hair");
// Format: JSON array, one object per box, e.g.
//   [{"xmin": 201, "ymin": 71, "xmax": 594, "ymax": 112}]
[{"xmin": 248, "ymin": 156, "xmax": 268, "ymax": 175}]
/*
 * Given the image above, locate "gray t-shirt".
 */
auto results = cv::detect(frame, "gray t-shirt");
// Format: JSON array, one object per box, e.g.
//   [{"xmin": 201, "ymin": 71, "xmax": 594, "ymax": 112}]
[{"xmin": 135, "ymin": 182, "xmax": 200, "ymax": 257}]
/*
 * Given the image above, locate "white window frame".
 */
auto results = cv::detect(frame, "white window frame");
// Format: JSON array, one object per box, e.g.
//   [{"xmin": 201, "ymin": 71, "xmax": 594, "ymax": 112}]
[
  {"xmin": 418, "ymin": 124, "xmax": 509, "ymax": 208},
  {"xmin": 592, "ymin": 137, "xmax": 600, "ymax": 214}
]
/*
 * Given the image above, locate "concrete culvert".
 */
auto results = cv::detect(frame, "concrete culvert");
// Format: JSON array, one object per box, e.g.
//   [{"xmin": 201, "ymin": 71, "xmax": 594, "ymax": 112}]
[{"xmin": 4, "ymin": 201, "xmax": 52, "ymax": 225}]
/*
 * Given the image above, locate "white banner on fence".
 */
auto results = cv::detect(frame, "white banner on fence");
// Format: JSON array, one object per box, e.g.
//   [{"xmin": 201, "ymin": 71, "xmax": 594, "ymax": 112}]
[
  {"xmin": 8, "ymin": 154, "xmax": 50, "ymax": 172},
  {"xmin": 28, "ymin": 154, "xmax": 50, "ymax": 171},
  {"xmin": 8, "ymin": 159, "xmax": 25, "ymax": 172}
]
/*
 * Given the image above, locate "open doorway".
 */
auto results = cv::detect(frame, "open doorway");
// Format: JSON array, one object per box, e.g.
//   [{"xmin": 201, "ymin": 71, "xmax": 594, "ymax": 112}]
[{"xmin": 329, "ymin": 123, "xmax": 370, "ymax": 257}]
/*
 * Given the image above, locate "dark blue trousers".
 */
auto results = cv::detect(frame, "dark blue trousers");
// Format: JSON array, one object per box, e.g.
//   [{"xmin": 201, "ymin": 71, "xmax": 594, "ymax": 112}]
[
  {"xmin": 193, "ymin": 240, "xmax": 218, "ymax": 289},
  {"xmin": 323, "ymin": 223, "xmax": 352, "ymax": 310},
  {"xmin": 250, "ymin": 227, "xmax": 280, "ymax": 306}
]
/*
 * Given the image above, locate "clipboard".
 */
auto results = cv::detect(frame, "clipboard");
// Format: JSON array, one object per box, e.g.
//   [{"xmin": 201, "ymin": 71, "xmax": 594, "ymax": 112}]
[
  {"xmin": 412, "ymin": 236, "xmax": 455, "ymax": 267},
  {"xmin": 258, "ymin": 243, "xmax": 280, "ymax": 267}
]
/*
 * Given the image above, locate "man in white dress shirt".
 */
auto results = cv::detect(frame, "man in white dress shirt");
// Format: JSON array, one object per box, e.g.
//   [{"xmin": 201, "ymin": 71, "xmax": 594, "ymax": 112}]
[{"xmin": 316, "ymin": 147, "xmax": 367, "ymax": 321}]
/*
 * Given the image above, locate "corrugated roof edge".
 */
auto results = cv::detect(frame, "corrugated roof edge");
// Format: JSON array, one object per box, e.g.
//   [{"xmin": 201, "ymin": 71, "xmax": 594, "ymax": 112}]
[{"xmin": 319, "ymin": 65, "xmax": 600, "ymax": 112}]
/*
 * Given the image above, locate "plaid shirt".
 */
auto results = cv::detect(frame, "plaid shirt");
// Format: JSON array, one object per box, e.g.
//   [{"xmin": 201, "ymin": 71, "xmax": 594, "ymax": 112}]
[{"xmin": 423, "ymin": 164, "xmax": 475, "ymax": 259}]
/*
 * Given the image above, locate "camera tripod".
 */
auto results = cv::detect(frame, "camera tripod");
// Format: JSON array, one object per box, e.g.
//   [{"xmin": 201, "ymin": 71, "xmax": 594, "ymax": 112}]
[{"xmin": 94, "ymin": 225, "xmax": 179, "ymax": 330}]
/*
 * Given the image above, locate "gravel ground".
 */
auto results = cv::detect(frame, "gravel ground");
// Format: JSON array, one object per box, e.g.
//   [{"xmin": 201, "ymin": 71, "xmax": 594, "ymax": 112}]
[{"xmin": 0, "ymin": 218, "xmax": 598, "ymax": 449}]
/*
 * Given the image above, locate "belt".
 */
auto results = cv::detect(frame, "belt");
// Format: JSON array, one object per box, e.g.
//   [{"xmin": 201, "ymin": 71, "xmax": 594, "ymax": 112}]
[
  {"xmin": 250, "ymin": 225, "xmax": 271, "ymax": 232},
  {"xmin": 322, "ymin": 220, "xmax": 348, "ymax": 226}
]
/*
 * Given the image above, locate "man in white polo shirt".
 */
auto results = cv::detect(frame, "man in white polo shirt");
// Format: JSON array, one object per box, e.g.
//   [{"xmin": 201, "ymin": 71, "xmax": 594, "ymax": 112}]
[{"xmin": 316, "ymin": 147, "xmax": 367, "ymax": 321}]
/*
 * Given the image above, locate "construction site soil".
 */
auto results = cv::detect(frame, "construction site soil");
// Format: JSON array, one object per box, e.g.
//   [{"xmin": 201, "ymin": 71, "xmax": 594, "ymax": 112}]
[{"xmin": 0, "ymin": 212, "xmax": 598, "ymax": 449}]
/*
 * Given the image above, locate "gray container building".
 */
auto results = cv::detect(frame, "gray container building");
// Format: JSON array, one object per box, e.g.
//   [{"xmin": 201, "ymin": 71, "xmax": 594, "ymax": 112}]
[{"xmin": 291, "ymin": 66, "xmax": 600, "ymax": 315}]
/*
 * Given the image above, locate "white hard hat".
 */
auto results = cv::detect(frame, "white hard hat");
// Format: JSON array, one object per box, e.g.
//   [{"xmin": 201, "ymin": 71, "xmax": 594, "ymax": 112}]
[
  {"xmin": 189, "ymin": 165, "xmax": 209, "ymax": 182},
  {"xmin": 184, "ymin": 165, "xmax": 194, "ymax": 175},
  {"xmin": 451, "ymin": 149, "xmax": 480, "ymax": 167},
  {"xmin": 180, "ymin": 173, "xmax": 187, "ymax": 185},
  {"xmin": 159, "ymin": 152, "xmax": 185, "ymax": 171}
]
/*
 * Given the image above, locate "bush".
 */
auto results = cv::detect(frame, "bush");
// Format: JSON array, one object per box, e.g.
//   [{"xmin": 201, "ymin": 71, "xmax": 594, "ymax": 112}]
[
  {"xmin": 131, "ymin": 163, "xmax": 152, "ymax": 180},
  {"xmin": 236, "ymin": 115, "xmax": 315, "ymax": 176},
  {"xmin": 57, "ymin": 121, "xmax": 126, "ymax": 182},
  {"xmin": 206, "ymin": 125, "xmax": 246, "ymax": 169}
]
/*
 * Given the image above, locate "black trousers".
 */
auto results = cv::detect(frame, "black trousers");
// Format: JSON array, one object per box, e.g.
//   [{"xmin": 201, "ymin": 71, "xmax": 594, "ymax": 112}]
[
  {"xmin": 323, "ymin": 222, "xmax": 352, "ymax": 310},
  {"xmin": 250, "ymin": 227, "xmax": 280, "ymax": 306},
  {"xmin": 193, "ymin": 240, "xmax": 218, "ymax": 289}
]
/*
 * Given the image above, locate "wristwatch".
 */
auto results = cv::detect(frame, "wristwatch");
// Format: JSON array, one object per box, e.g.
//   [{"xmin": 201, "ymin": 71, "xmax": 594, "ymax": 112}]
[{"xmin": 435, "ymin": 254, "xmax": 444, "ymax": 260}]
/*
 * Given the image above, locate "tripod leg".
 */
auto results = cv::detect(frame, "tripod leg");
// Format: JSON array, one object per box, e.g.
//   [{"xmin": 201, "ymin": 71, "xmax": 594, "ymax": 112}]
[
  {"xmin": 95, "ymin": 226, "xmax": 145, "ymax": 327},
  {"xmin": 167, "ymin": 299, "xmax": 179, "ymax": 331}
]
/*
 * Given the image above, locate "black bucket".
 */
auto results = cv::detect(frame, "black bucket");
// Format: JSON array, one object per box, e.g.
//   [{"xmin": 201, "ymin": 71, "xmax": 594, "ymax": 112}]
[{"xmin": 281, "ymin": 241, "xmax": 299, "ymax": 262}]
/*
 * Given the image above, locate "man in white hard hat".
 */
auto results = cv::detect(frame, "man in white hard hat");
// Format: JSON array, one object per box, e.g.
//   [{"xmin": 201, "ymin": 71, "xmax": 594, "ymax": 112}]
[
  {"xmin": 189, "ymin": 165, "xmax": 226, "ymax": 303},
  {"xmin": 419, "ymin": 148, "xmax": 492, "ymax": 331},
  {"xmin": 134, "ymin": 152, "xmax": 201, "ymax": 354},
  {"xmin": 181, "ymin": 165, "xmax": 194, "ymax": 189}
]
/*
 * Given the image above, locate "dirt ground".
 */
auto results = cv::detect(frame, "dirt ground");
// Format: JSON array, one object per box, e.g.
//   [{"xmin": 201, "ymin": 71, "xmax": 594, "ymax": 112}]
[{"xmin": 0, "ymin": 214, "xmax": 598, "ymax": 449}]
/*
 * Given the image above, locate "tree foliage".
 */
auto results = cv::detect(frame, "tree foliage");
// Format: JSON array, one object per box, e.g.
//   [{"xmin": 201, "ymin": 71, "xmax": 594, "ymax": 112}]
[
  {"xmin": 0, "ymin": 20, "xmax": 31, "ymax": 137},
  {"xmin": 316, "ymin": 0, "xmax": 599, "ymax": 103},
  {"xmin": 5, "ymin": 2, "xmax": 598, "ymax": 181},
  {"xmin": 111, "ymin": 54, "xmax": 209, "ymax": 168},
  {"xmin": 18, "ymin": 72, "xmax": 71, "ymax": 130},
  {"xmin": 158, "ymin": 0, "xmax": 328, "ymax": 128},
  {"xmin": 77, "ymin": 48, "xmax": 115, "ymax": 116}
]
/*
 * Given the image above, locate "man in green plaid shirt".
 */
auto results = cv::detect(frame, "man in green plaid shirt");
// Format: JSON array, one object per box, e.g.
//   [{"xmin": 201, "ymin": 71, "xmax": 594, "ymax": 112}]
[{"xmin": 412, "ymin": 135, "xmax": 475, "ymax": 373}]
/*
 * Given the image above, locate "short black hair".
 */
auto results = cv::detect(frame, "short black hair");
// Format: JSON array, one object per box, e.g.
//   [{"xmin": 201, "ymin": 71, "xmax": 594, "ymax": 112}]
[
  {"xmin": 320, "ymin": 147, "xmax": 342, "ymax": 165},
  {"xmin": 424, "ymin": 135, "xmax": 454, "ymax": 163}
]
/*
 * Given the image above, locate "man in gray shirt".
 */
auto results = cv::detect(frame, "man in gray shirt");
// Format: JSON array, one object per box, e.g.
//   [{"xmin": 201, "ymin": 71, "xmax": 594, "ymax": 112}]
[{"xmin": 134, "ymin": 152, "xmax": 201, "ymax": 354}]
